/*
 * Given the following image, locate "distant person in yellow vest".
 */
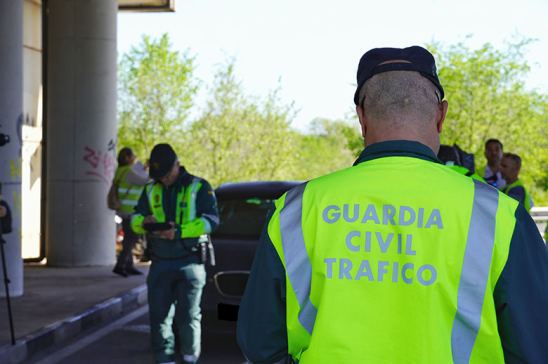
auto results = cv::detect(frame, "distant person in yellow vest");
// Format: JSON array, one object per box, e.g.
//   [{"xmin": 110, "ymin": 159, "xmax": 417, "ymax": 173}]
[
  {"xmin": 481, "ymin": 138, "xmax": 506, "ymax": 188},
  {"xmin": 237, "ymin": 46, "xmax": 548, "ymax": 363},
  {"xmin": 112, "ymin": 147, "xmax": 149, "ymax": 277},
  {"xmin": 500, "ymin": 152, "xmax": 534, "ymax": 211}
]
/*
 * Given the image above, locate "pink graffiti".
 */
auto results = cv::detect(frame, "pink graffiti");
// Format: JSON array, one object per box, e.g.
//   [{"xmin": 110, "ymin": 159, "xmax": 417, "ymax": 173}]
[{"xmin": 83, "ymin": 146, "xmax": 115, "ymax": 184}]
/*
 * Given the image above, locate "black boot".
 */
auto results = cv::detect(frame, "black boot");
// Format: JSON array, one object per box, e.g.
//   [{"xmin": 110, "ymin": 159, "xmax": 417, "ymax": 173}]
[{"xmin": 112, "ymin": 266, "xmax": 128, "ymax": 277}]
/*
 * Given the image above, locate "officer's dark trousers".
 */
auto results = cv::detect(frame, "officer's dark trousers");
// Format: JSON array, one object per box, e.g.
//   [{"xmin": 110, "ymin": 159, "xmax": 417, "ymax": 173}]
[{"xmin": 147, "ymin": 257, "xmax": 206, "ymax": 364}]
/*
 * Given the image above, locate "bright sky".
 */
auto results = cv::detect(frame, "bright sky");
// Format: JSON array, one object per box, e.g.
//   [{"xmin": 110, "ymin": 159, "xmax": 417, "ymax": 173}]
[{"xmin": 118, "ymin": 0, "xmax": 548, "ymax": 129}]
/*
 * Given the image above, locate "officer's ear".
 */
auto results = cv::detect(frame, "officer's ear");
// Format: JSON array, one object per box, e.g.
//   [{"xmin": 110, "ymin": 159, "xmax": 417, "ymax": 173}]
[
  {"xmin": 356, "ymin": 105, "xmax": 367, "ymax": 139},
  {"xmin": 436, "ymin": 100, "xmax": 449, "ymax": 134}
]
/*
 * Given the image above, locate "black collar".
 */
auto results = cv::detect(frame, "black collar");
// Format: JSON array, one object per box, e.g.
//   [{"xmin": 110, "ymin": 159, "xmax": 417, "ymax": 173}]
[{"xmin": 353, "ymin": 140, "xmax": 441, "ymax": 166}]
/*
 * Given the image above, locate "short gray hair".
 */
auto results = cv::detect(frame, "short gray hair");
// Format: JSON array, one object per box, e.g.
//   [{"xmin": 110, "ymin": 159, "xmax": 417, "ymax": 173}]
[{"xmin": 359, "ymin": 71, "xmax": 440, "ymax": 128}]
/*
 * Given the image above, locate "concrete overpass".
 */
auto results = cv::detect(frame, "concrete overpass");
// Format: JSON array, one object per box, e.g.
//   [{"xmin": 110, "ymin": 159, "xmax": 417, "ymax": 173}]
[{"xmin": 0, "ymin": 0, "xmax": 175, "ymax": 297}]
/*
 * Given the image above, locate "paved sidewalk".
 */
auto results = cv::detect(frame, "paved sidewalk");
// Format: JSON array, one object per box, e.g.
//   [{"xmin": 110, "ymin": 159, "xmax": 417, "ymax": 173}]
[{"xmin": 0, "ymin": 263, "xmax": 149, "ymax": 363}]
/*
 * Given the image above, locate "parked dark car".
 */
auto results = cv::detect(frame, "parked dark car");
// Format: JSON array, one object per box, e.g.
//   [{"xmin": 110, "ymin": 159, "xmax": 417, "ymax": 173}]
[{"xmin": 202, "ymin": 181, "xmax": 300, "ymax": 321}]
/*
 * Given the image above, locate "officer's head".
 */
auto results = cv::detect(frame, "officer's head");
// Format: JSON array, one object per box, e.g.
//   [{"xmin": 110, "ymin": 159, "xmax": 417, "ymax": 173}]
[
  {"xmin": 354, "ymin": 46, "xmax": 448, "ymax": 153},
  {"xmin": 149, "ymin": 143, "xmax": 180, "ymax": 187},
  {"xmin": 117, "ymin": 147, "xmax": 135, "ymax": 166},
  {"xmin": 484, "ymin": 139, "xmax": 503, "ymax": 165},
  {"xmin": 500, "ymin": 152, "xmax": 521, "ymax": 181}
]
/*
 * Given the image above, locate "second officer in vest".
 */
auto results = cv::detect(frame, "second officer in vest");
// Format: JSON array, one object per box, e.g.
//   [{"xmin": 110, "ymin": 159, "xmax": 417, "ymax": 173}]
[{"xmin": 131, "ymin": 143, "xmax": 219, "ymax": 364}]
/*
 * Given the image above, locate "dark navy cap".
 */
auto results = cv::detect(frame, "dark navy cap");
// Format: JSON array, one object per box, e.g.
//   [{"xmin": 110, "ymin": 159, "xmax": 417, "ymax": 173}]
[
  {"xmin": 354, "ymin": 46, "xmax": 444, "ymax": 105},
  {"xmin": 149, "ymin": 143, "xmax": 177, "ymax": 179}
]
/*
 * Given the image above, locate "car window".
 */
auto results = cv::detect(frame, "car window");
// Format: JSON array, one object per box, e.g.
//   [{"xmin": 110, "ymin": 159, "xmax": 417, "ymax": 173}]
[{"xmin": 213, "ymin": 197, "xmax": 274, "ymax": 239}]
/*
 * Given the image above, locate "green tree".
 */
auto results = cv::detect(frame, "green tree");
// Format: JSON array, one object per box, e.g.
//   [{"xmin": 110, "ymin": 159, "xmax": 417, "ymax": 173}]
[
  {"xmin": 118, "ymin": 34, "xmax": 198, "ymax": 159},
  {"xmin": 295, "ymin": 118, "xmax": 362, "ymax": 180},
  {"xmin": 184, "ymin": 62, "xmax": 298, "ymax": 186},
  {"xmin": 430, "ymin": 39, "xmax": 548, "ymax": 203}
]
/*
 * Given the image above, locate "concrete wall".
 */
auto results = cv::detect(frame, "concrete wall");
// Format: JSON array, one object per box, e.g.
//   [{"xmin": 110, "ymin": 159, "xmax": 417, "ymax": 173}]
[
  {"xmin": 0, "ymin": 0, "xmax": 24, "ymax": 296},
  {"xmin": 22, "ymin": 0, "xmax": 43, "ymax": 260},
  {"xmin": 45, "ymin": 0, "xmax": 118, "ymax": 266}
]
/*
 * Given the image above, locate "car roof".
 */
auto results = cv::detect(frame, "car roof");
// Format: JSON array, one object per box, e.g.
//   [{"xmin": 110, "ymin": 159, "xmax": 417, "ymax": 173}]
[{"xmin": 215, "ymin": 181, "xmax": 301, "ymax": 200}]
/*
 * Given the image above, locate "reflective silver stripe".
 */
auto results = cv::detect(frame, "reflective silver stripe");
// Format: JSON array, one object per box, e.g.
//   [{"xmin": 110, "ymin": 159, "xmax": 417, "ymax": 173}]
[
  {"xmin": 451, "ymin": 180, "xmax": 499, "ymax": 363},
  {"xmin": 120, "ymin": 199, "xmax": 138, "ymax": 206},
  {"xmin": 201, "ymin": 217, "xmax": 212, "ymax": 234},
  {"xmin": 279, "ymin": 182, "xmax": 317, "ymax": 335},
  {"xmin": 188, "ymin": 178, "xmax": 200, "ymax": 220},
  {"xmin": 118, "ymin": 187, "xmax": 142, "ymax": 195},
  {"xmin": 146, "ymin": 184, "xmax": 155, "ymax": 200},
  {"xmin": 201, "ymin": 213, "xmax": 220, "ymax": 226}
]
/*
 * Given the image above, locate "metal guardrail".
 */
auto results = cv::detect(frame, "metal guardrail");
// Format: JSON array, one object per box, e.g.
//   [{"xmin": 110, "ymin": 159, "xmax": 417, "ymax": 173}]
[{"xmin": 531, "ymin": 207, "xmax": 547, "ymax": 242}]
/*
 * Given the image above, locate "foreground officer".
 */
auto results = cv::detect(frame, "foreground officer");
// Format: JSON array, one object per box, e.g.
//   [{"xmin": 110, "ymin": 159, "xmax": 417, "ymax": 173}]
[
  {"xmin": 237, "ymin": 46, "xmax": 548, "ymax": 363},
  {"xmin": 132, "ymin": 143, "xmax": 219, "ymax": 364}
]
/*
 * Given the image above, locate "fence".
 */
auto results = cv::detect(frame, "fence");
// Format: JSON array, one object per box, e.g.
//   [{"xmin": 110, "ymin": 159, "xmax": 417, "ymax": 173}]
[{"xmin": 531, "ymin": 207, "xmax": 548, "ymax": 243}]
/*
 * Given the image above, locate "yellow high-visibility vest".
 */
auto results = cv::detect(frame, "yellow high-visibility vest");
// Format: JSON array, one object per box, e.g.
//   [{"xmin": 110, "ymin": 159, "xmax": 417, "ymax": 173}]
[{"xmin": 269, "ymin": 156, "xmax": 517, "ymax": 363}]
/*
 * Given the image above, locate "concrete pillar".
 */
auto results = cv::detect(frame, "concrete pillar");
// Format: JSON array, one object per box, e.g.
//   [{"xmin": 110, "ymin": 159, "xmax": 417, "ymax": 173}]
[
  {"xmin": 46, "ymin": 0, "xmax": 117, "ymax": 266},
  {"xmin": 0, "ymin": 0, "xmax": 24, "ymax": 297}
]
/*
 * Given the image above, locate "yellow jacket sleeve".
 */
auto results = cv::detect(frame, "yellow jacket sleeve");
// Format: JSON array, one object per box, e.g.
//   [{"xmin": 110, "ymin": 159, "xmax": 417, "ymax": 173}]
[{"xmin": 131, "ymin": 214, "xmax": 146, "ymax": 234}]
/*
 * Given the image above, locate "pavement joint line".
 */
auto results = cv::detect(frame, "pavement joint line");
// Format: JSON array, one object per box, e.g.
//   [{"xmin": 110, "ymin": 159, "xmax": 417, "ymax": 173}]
[{"xmin": 0, "ymin": 284, "xmax": 147, "ymax": 364}]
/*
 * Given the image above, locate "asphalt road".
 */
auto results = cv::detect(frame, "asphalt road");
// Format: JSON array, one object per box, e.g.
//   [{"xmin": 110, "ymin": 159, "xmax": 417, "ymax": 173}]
[{"xmin": 29, "ymin": 306, "xmax": 247, "ymax": 364}]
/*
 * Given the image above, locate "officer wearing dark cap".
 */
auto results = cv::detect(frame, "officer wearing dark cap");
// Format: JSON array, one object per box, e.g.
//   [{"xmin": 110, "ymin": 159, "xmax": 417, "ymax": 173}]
[
  {"xmin": 237, "ymin": 46, "xmax": 548, "ymax": 363},
  {"xmin": 131, "ymin": 143, "xmax": 219, "ymax": 364}
]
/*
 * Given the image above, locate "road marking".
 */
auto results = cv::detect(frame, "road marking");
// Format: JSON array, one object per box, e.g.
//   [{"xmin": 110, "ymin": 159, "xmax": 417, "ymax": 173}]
[{"xmin": 34, "ymin": 305, "xmax": 148, "ymax": 364}]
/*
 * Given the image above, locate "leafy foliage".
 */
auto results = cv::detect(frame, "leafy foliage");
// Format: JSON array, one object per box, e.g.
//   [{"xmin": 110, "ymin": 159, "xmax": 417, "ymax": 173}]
[
  {"xmin": 117, "ymin": 34, "xmax": 546, "ymax": 204},
  {"xmin": 118, "ymin": 34, "xmax": 198, "ymax": 159},
  {"xmin": 430, "ymin": 39, "xmax": 547, "ymax": 203},
  {"xmin": 295, "ymin": 118, "xmax": 361, "ymax": 180},
  {"xmin": 182, "ymin": 62, "xmax": 300, "ymax": 186}
]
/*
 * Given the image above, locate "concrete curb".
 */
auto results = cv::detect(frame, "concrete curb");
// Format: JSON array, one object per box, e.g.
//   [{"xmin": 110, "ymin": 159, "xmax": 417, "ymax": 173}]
[{"xmin": 0, "ymin": 284, "xmax": 147, "ymax": 364}]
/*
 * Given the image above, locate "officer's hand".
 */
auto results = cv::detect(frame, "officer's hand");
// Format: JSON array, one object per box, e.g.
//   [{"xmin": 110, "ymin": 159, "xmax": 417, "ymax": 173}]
[
  {"xmin": 143, "ymin": 215, "xmax": 156, "ymax": 225},
  {"xmin": 153, "ymin": 222, "xmax": 175, "ymax": 240},
  {"xmin": 157, "ymin": 228, "xmax": 176, "ymax": 240},
  {"xmin": 0, "ymin": 206, "xmax": 6, "ymax": 218}
]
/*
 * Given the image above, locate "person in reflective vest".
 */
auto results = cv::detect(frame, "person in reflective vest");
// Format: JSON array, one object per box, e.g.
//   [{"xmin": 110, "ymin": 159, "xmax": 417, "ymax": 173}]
[
  {"xmin": 131, "ymin": 143, "xmax": 219, "ymax": 364},
  {"xmin": 237, "ymin": 46, "xmax": 548, "ymax": 363},
  {"xmin": 112, "ymin": 147, "xmax": 149, "ymax": 277},
  {"xmin": 446, "ymin": 163, "xmax": 486, "ymax": 182},
  {"xmin": 500, "ymin": 152, "xmax": 533, "ymax": 211}
]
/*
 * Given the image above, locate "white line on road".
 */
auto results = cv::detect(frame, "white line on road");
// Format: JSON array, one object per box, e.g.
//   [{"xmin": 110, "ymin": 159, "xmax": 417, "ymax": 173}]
[{"xmin": 34, "ymin": 305, "xmax": 148, "ymax": 364}]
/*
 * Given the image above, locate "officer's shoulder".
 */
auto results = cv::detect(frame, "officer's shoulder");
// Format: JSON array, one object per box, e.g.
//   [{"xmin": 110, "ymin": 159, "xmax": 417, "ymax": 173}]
[
  {"xmin": 304, "ymin": 165, "xmax": 356, "ymax": 189},
  {"xmin": 188, "ymin": 174, "xmax": 212, "ymax": 188},
  {"xmin": 145, "ymin": 180, "xmax": 157, "ymax": 188},
  {"xmin": 495, "ymin": 188, "xmax": 521, "ymax": 218},
  {"xmin": 509, "ymin": 185, "xmax": 526, "ymax": 193}
]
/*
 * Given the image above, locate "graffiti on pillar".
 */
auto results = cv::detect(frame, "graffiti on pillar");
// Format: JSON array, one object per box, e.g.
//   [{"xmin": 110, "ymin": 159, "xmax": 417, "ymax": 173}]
[
  {"xmin": 82, "ymin": 145, "xmax": 116, "ymax": 184},
  {"xmin": 107, "ymin": 138, "xmax": 117, "ymax": 168},
  {"xmin": 16, "ymin": 113, "xmax": 23, "ymax": 156},
  {"xmin": 9, "ymin": 158, "xmax": 22, "ymax": 179},
  {"xmin": 11, "ymin": 190, "xmax": 22, "ymax": 217},
  {"xmin": 108, "ymin": 138, "xmax": 116, "ymax": 152}
]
